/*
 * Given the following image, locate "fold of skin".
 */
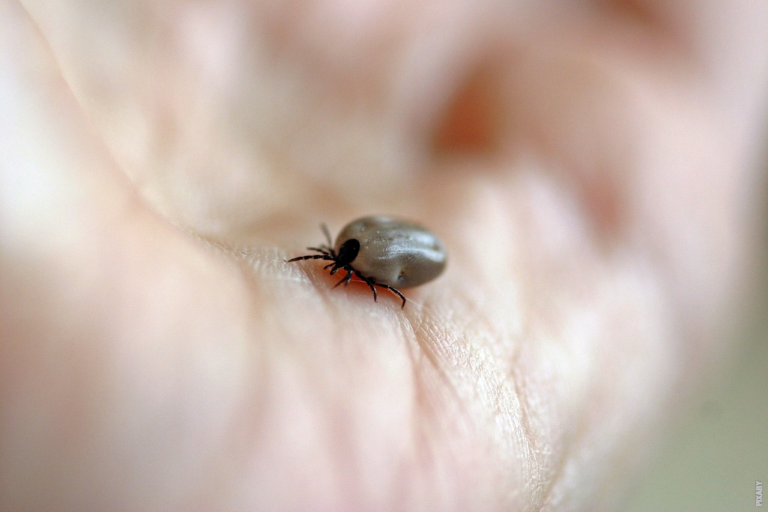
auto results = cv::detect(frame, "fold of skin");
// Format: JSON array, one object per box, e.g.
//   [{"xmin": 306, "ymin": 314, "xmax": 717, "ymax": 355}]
[{"xmin": 1, "ymin": 0, "xmax": 767, "ymax": 510}]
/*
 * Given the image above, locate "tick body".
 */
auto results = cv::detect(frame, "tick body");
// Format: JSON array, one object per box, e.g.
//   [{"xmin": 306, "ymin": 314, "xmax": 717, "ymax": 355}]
[{"xmin": 286, "ymin": 216, "xmax": 447, "ymax": 308}]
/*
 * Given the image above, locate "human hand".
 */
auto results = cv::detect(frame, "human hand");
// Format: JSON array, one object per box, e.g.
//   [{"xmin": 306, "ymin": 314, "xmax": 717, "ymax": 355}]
[{"xmin": 2, "ymin": 0, "xmax": 767, "ymax": 509}]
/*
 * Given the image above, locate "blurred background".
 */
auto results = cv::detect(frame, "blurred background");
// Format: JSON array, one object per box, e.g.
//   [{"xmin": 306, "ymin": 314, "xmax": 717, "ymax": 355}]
[{"xmin": 625, "ymin": 175, "xmax": 768, "ymax": 510}]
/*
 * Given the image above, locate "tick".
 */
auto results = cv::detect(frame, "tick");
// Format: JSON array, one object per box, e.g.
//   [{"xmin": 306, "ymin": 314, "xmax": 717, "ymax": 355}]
[{"xmin": 286, "ymin": 216, "xmax": 447, "ymax": 308}]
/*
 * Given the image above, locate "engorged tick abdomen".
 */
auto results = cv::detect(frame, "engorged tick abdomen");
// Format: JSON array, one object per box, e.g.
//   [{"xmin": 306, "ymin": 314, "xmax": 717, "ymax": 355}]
[{"xmin": 334, "ymin": 216, "xmax": 447, "ymax": 288}]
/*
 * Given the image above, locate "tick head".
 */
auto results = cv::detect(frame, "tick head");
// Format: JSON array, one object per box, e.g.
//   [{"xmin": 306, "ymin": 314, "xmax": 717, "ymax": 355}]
[{"xmin": 336, "ymin": 239, "xmax": 360, "ymax": 266}]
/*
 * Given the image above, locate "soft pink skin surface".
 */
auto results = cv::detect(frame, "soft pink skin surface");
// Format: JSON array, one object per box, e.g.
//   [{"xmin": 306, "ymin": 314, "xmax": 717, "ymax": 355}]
[{"xmin": 1, "ymin": 0, "xmax": 767, "ymax": 510}]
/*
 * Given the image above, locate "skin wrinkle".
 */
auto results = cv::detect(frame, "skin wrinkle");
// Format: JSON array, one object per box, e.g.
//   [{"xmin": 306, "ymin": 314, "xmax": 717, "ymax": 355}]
[
  {"xmin": 502, "ymin": 350, "xmax": 541, "ymax": 508},
  {"xmin": 536, "ymin": 352, "xmax": 589, "ymax": 510},
  {"xmin": 392, "ymin": 295, "xmax": 472, "ymax": 506},
  {"xmin": 376, "ymin": 314, "xmax": 445, "ymax": 506},
  {"xmin": 451, "ymin": 296, "xmax": 538, "ymax": 507},
  {"xmin": 403, "ymin": 315, "xmax": 464, "ymax": 508},
  {"xmin": 418, "ymin": 294, "xmax": 532, "ymax": 508},
  {"xmin": 528, "ymin": 289, "xmax": 603, "ymax": 507},
  {"xmin": 519, "ymin": 282, "xmax": 593, "ymax": 505},
  {"xmin": 539, "ymin": 364, "xmax": 589, "ymax": 510},
  {"xmin": 402, "ymin": 325, "xmax": 433, "ymax": 507}
]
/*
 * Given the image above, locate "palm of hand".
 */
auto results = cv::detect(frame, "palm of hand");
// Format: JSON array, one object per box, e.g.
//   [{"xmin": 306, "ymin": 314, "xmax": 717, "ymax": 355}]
[{"xmin": 2, "ymin": 1, "xmax": 766, "ymax": 510}]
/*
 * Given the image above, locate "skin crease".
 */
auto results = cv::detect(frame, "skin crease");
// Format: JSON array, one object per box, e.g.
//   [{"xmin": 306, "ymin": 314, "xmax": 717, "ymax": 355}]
[{"xmin": 1, "ymin": 0, "xmax": 767, "ymax": 510}]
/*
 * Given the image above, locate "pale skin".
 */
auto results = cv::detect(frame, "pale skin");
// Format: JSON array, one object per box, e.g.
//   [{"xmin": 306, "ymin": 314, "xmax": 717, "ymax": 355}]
[{"xmin": 1, "ymin": 0, "xmax": 767, "ymax": 510}]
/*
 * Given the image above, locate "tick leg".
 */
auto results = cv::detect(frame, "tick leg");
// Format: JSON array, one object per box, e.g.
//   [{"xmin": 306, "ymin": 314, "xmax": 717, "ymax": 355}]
[
  {"xmin": 320, "ymin": 245, "xmax": 336, "ymax": 258},
  {"xmin": 355, "ymin": 272, "xmax": 378, "ymax": 302},
  {"xmin": 333, "ymin": 269, "xmax": 353, "ymax": 289},
  {"xmin": 321, "ymin": 223, "xmax": 333, "ymax": 247},
  {"xmin": 343, "ymin": 268, "xmax": 353, "ymax": 287},
  {"xmin": 324, "ymin": 262, "xmax": 335, "ymax": 270},
  {"xmin": 286, "ymin": 254, "xmax": 334, "ymax": 263},
  {"xmin": 307, "ymin": 247, "xmax": 330, "ymax": 256},
  {"xmin": 376, "ymin": 284, "xmax": 407, "ymax": 309}
]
